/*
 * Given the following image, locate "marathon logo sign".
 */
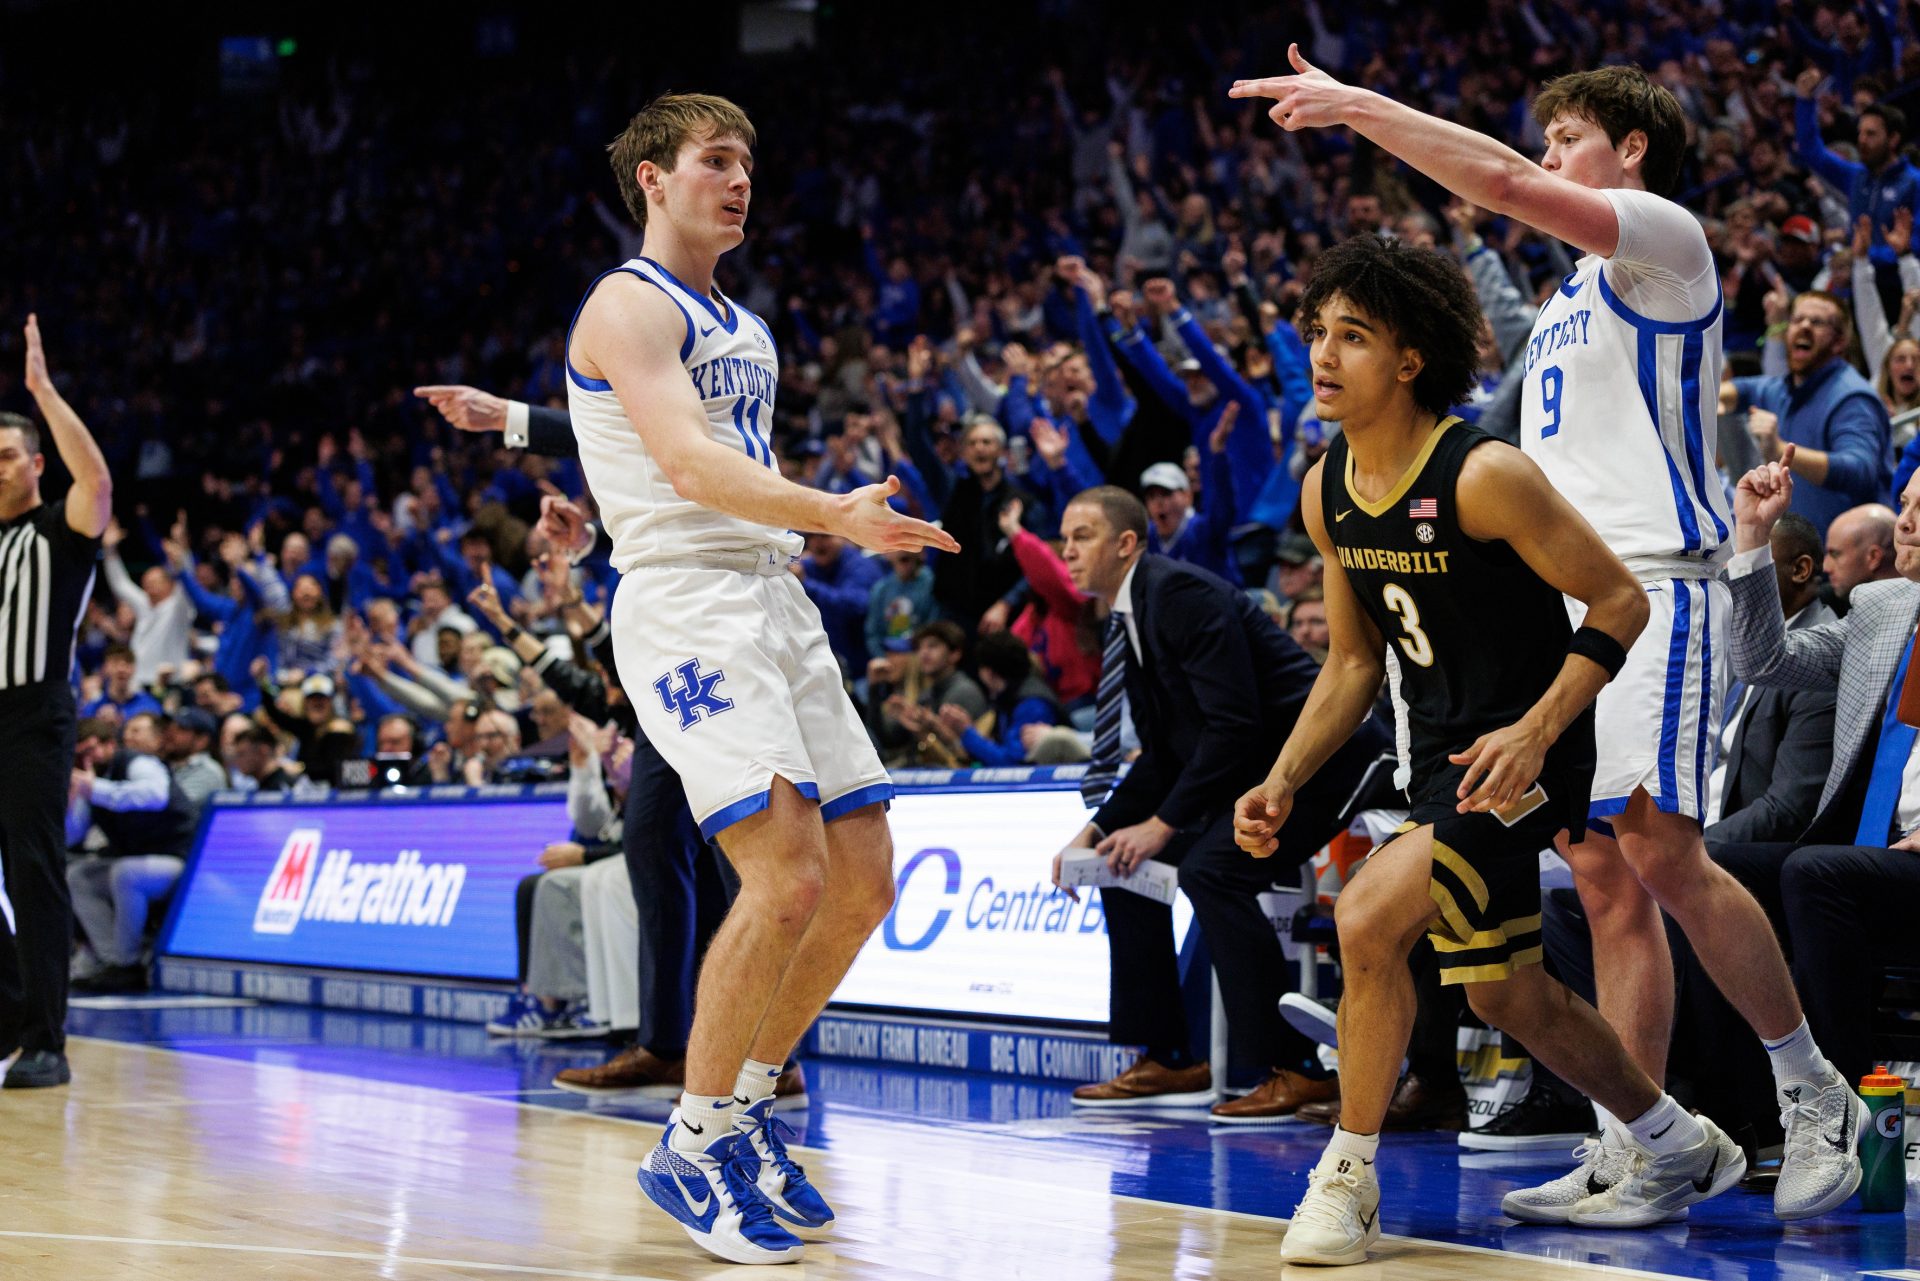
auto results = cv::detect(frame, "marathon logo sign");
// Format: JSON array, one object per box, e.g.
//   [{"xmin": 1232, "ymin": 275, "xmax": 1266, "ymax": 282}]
[{"xmin": 253, "ymin": 828, "xmax": 467, "ymax": 935}]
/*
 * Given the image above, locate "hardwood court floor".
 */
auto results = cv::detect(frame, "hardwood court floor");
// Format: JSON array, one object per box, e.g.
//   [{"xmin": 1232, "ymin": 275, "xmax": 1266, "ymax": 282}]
[{"xmin": 0, "ymin": 1031, "xmax": 1907, "ymax": 1280}]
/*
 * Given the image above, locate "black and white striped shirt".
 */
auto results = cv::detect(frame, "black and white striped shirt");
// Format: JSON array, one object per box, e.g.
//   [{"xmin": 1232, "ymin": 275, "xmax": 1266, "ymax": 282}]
[{"xmin": 0, "ymin": 499, "xmax": 99, "ymax": 694}]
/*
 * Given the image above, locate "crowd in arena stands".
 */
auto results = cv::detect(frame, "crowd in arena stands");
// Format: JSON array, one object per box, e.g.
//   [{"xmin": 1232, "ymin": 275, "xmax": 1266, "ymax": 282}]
[{"xmin": 14, "ymin": 2, "xmax": 1920, "ymax": 1105}]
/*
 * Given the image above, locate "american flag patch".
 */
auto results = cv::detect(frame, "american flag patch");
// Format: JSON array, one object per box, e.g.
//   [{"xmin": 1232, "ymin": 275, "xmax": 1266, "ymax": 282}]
[{"xmin": 1408, "ymin": 498, "xmax": 1438, "ymax": 519}]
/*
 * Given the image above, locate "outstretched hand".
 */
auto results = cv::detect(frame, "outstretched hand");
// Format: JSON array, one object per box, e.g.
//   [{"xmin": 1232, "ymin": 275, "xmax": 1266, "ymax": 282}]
[
  {"xmin": 833, "ymin": 477, "xmax": 961, "ymax": 554},
  {"xmin": 1228, "ymin": 44, "xmax": 1362, "ymax": 132},
  {"xmin": 415, "ymin": 384, "xmax": 509, "ymax": 433}
]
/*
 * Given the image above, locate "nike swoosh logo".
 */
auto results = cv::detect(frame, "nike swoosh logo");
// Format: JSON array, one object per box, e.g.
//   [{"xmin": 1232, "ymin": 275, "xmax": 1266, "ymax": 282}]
[
  {"xmin": 1649, "ymin": 1120, "xmax": 1674, "ymax": 1140},
  {"xmin": 1358, "ymin": 1209, "xmax": 1376, "ymax": 1231},
  {"xmin": 1586, "ymin": 1172, "xmax": 1611, "ymax": 1196},
  {"xmin": 676, "ymin": 1167, "xmax": 713, "ymax": 1216},
  {"xmin": 683, "ymin": 1121, "xmax": 705, "ymax": 1136},
  {"xmin": 699, "ymin": 325, "xmax": 718, "ymax": 339},
  {"xmin": 1823, "ymin": 1096, "xmax": 1853, "ymax": 1151},
  {"xmin": 1691, "ymin": 1148, "xmax": 1720, "ymax": 1194},
  {"xmin": 1336, "ymin": 509, "xmax": 1354, "ymax": 522}
]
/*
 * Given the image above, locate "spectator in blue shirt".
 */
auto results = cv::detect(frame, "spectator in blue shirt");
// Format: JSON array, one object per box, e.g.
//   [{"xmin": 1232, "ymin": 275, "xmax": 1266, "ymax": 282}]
[
  {"xmin": 1140, "ymin": 401, "xmax": 1240, "ymax": 583},
  {"xmin": 933, "ymin": 631, "xmax": 1065, "ymax": 766},
  {"xmin": 1794, "ymin": 72, "xmax": 1919, "ymax": 269},
  {"xmin": 79, "ymin": 644, "xmax": 164, "ymax": 724},
  {"xmin": 795, "ymin": 533, "xmax": 883, "ymax": 675},
  {"xmin": 865, "ymin": 550, "xmax": 939, "ymax": 666},
  {"xmin": 1727, "ymin": 291, "xmax": 1891, "ymax": 537}
]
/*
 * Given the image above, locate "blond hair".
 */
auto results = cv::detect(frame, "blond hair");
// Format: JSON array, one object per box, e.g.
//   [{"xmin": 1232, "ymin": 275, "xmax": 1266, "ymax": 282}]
[{"xmin": 607, "ymin": 93, "xmax": 757, "ymax": 228}]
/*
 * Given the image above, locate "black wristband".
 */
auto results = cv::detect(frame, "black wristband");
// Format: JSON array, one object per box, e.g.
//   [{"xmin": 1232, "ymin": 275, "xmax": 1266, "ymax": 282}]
[{"xmin": 1569, "ymin": 626, "xmax": 1629, "ymax": 679}]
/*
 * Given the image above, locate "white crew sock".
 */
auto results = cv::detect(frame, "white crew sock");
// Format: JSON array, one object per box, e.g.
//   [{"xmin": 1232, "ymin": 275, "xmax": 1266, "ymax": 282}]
[
  {"xmin": 1761, "ymin": 1018, "xmax": 1838, "ymax": 1096},
  {"xmin": 671, "ymin": 1093, "xmax": 736, "ymax": 1152},
  {"xmin": 1321, "ymin": 1125, "xmax": 1381, "ymax": 1172},
  {"xmin": 733, "ymin": 1058, "xmax": 783, "ymax": 1110},
  {"xmin": 1623, "ymin": 1093, "xmax": 1705, "ymax": 1157}
]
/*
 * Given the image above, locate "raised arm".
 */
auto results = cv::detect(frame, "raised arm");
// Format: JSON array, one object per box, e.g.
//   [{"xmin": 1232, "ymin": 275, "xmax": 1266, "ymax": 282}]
[
  {"xmin": 570, "ymin": 273, "xmax": 957, "ymax": 556},
  {"xmin": 1231, "ymin": 47, "xmax": 1627, "ymax": 258},
  {"xmin": 23, "ymin": 314, "xmax": 110, "ymax": 538}
]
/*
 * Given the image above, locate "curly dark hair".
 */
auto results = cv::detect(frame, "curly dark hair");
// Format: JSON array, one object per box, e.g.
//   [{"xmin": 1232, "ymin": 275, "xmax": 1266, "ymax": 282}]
[{"xmin": 1295, "ymin": 235, "xmax": 1484, "ymax": 418}]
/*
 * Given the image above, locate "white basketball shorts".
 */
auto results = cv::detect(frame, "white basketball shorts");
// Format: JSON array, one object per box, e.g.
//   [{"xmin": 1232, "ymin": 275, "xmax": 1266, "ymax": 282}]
[
  {"xmin": 1566, "ymin": 576, "xmax": 1728, "ymax": 826},
  {"xmin": 611, "ymin": 559, "xmax": 893, "ymax": 840}
]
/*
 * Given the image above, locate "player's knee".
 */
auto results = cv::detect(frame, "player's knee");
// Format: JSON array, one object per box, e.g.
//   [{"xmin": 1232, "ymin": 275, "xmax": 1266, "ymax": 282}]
[
  {"xmin": 1333, "ymin": 889, "xmax": 1398, "ymax": 965},
  {"xmin": 1463, "ymin": 981, "xmax": 1521, "ymax": 1029},
  {"xmin": 851, "ymin": 860, "xmax": 896, "ymax": 932},
  {"xmin": 1622, "ymin": 841, "xmax": 1710, "ymax": 906}
]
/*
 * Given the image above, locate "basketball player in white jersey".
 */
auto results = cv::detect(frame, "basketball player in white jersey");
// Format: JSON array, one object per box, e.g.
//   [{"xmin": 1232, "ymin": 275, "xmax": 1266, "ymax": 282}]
[
  {"xmin": 1232, "ymin": 56, "xmax": 1863, "ymax": 1227},
  {"xmin": 563, "ymin": 93, "xmax": 957, "ymax": 1266}
]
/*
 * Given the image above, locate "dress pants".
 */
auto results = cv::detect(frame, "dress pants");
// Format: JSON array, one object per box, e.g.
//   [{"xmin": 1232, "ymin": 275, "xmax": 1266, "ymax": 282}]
[
  {"xmin": 0, "ymin": 689, "xmax": 77, "ymax": 1056},
  {"xmin": 1102, "ymin": 731, "xmax": 1383, "ymax": 1078},
  {"xmin": 623, "ymin": 732, "xmax": 737, "ymax": 1060},
  {"xmin": 1773, "ymin": 842, "xmax": 1920, "ymax": 1083}
]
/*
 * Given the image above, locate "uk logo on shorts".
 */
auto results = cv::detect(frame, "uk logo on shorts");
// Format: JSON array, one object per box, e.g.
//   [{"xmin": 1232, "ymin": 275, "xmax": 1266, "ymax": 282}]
[
  {"xmin": 655, "ymin": 658, "xmax": 735, "ymax": 730},
  {"xmin": 254, "ymin": 828, "xmax": 322, "ymax": 934}
]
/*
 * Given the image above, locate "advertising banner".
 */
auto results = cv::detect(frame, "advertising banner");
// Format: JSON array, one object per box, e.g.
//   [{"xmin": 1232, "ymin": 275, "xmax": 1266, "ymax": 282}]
[
  {"xmin": 159, "ymin": 772, "xmax": 1187, "ymax": 1023},
  {"xmin": 161, "ymin": 794, "xmax": 571, "ymax": 980}
]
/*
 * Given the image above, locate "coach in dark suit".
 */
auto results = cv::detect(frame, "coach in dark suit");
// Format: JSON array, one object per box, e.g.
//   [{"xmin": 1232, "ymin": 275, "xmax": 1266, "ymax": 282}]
[
  {"xmin": 1052, "ymin": 486, "xmax": 1389, "ymax": 1120},
  {"xmin": 1711, "ymin": 452, "xmax": 1920, "ymax": 1083},
  {"xmin": 1707, "ymin": 513, "xmax": 1837, "ymax": 847}
]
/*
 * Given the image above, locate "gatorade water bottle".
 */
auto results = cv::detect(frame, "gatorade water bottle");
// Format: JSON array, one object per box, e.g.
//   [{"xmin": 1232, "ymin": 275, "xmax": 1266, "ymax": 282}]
[{"xmin": 1860, "ymin": 1067, "xmax": 1907, "ymax": 1213}]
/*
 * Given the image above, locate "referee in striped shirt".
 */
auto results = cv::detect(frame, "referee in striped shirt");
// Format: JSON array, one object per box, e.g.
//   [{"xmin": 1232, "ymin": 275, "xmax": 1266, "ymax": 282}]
[{"xmin": 0, "ymin": 315, "xmax": 111, "ymax": 1089}]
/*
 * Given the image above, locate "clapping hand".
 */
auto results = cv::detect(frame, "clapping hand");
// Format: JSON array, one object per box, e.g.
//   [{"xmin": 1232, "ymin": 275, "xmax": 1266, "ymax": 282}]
[{"xmin": 1029, "ymin": 417, "xmax": 1069, "ymax": 469}]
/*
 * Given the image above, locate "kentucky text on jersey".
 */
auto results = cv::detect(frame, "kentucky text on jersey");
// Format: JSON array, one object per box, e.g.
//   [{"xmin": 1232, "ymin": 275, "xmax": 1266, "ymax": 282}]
[
  {"xmin": 687, "ymin": 354, "xmax": 776, "ymax": 404},
  {"xmin": 1523, "ymin": 309, "xmax": 1593, "ymax": 374},
  {"xmin": 1336, "ymin": 546, "xmax": 1452, "ymax": 575}
]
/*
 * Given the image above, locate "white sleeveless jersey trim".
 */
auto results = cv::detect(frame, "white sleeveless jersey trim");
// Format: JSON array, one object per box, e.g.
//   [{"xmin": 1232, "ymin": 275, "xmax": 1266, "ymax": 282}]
[
  {"xmin": 565, "ymin": 257, "xmax": 802, "ymax": 572},
  {"xmin": 1520, "ymin": 256, "xmax": 1733, "ymax": 574}
]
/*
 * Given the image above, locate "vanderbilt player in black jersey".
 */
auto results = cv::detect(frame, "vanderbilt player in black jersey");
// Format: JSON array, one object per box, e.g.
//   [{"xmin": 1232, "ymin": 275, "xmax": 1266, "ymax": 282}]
[{"xmin": 1233, "ymin": 236, "xmax": 1744, "ymax": 1265}]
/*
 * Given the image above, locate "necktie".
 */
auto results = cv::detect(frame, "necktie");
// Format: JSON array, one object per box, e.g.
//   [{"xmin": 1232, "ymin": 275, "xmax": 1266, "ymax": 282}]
[
  {"xmin": 1853, "ymin": 627, "xmax": 1919, "ymax": 846},
  {"xmin": 1081, "ymin": 613, "xmax": 1130, "ymax": 808}
]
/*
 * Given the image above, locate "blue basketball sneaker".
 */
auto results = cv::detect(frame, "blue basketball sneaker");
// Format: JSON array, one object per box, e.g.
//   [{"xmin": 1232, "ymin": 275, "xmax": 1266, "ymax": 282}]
[
  {"xmin": 735, "ymin": 1096, "xmax": 834, "ymax": 1228},
  {"xmin": 637, "ymin": 1114, "xmax": 804, "ymax": 1264}
]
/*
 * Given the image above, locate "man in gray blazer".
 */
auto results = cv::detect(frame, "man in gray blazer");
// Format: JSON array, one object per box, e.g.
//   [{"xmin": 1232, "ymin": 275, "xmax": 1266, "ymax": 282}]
[
  {"xmin": 1706, "ymin": 512, "xmax": 1838, "ymax": 847},
  {"xmin": 1724, "ymin": 445, "xmax": 1920, "ymax": 1084}
]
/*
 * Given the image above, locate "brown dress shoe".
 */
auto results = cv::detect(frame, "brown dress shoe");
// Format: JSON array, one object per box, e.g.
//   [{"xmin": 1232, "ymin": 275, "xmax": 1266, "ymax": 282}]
[
  {"xmin": 1071, "ymin": 1055, "xmax": 1213, "ymax": 1107},
  {"xmin": 553, "ymin": 1046, "xmax": 685, "ymax": 1096},
  {"xmin": 1209, "ymin": 1068, "xmax": 1340, "ymax": 1124},
  {"xmin": 1292, "ymin": 1073, "xmax": 1470, "ymax": 1131}
]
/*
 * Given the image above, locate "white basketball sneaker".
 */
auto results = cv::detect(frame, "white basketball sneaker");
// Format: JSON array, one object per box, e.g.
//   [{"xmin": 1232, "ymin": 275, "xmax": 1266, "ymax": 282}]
[
  {"xmin": 1280, "ymin": 1153, "xmax": 1382, "ymax": 1266},
  {"xmin": 1500, "ymin": 1137, "xmax": 1649, "ymax": 1225},
  {"xmin": 1568, "ymin": 1115, "xmax": 1746, "ymax": 1228},
  {"xmin": 1774, "ymin": 1075, "xmax": 1865, "ymax": 1220}
]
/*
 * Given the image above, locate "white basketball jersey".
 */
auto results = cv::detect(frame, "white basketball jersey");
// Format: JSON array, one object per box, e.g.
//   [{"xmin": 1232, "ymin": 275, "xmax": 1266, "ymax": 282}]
[
  {"xmin": 1519, "ymin": 192, "xmax": 1732, "ymax": 577},
  {"xmin": 566, "ymin": 257, "xmax": 802, "ymax": 571}
]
